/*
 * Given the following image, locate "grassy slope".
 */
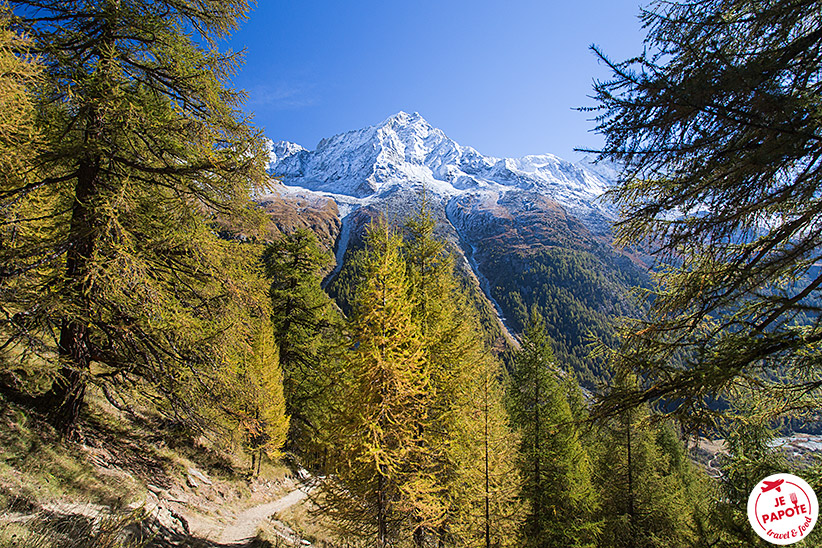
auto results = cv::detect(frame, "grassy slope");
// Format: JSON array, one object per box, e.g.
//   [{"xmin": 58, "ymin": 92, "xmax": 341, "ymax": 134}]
[{"xmin": 0, "ymin": 388, "xmax": 297, "ymax": 547}]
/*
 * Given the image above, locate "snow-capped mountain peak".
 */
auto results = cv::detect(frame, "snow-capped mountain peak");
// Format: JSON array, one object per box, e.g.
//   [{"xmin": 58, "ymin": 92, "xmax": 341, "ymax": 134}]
[
  {"xmin": 266, "ymin": 112, "xmax": 613, "ymax": 224},
  {"xmin": 267, "ymin": 140, "xmax": 306, "ymax": 168}
]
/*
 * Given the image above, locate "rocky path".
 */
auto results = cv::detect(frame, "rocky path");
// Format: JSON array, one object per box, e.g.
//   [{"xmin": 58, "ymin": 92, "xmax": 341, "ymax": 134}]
[
  {"xmin": 216, "ymin": 483, "xmax": 313, "ymax": 545},
  {"xmin": 1, "ymin": 470, "xmax": 317, "ymax": 548}
]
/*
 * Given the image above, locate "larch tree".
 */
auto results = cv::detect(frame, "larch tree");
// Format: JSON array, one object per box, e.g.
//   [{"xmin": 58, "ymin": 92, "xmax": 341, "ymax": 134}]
[
  {"xmin": 0, "ymin": 5, "xmax": 45, "ymax": 360},
  {"xmin": 403, "ymin": 197, "xmax": 462, "ymax": 545},
  {"xmin": 0, "ymin": 5, "xmax": 40, "ymax": 187},
  {"xmin": 220, "ymin": 314, "xmax": 289, "ymax": 476},
  {"xmin": 589, "ymin": 0, "xmax": 822, "ymax": 425},
  {"xmin": 321, "ymin": 221, "xmax": 429, "ymax": 547},
  {"xmin": 509, "ymin": 309, "xmax": 599, "ymax": 548},
  {"xmin": 0, "ymin": 0, "xmax": 268, "ymax": 432},
  {"xmin": 402, "ymin": 198, "xmax": 523, "ymax": 547}
]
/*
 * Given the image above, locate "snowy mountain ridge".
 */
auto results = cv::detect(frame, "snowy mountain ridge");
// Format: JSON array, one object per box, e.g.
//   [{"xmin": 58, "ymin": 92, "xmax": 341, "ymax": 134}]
[
  {"xmin": 266, "ymin": 111, "xmax": 614, "ymax": 224},
  {"xmin": 259, "ymin": 113, "xmax": 640, "ymax": 362}
]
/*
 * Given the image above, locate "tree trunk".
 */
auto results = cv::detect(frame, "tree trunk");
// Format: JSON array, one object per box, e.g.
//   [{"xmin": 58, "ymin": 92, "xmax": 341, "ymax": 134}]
[
  {"xmin": 533, "ymin": 363, "xmax": 542, "ymax": 541},
  {"xmin": 626, "ymin": 410, "xmax": 635, "ymax": 544},
  {"xmin": 378, "ymin": 471, "xmax": 387, "ymax": 548},
  {"xmin": 413, "ymin": 525, "xmax": 424, "ymax": 547},
  {"xmin": 484, "ymin": 370, "xmax": 491, "ymax": 548},
  {"xmin": 43, "ymin": 321, "xmax": 90, "ymax": 433},
  {"xmin": 39, "ymin": 114, "xmax": 102, "ymax": 434}
]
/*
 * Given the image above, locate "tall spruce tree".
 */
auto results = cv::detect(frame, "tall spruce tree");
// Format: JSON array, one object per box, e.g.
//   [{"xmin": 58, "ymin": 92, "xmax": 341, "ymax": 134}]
[
  {"xmin": 262, "ymin": 229, "xmax": 343, "ymax": 457},
  {"xmin": 509, "ymin": 309, "xmax": 599, "ymax": 548},
  {"xmin": 593, "ymin": 375, "xmax": 712, "ymax": 548},
  {"xmin": 322, "ymin": 221, "xmax": 429, "ymax": 547},
  {"xmin": 589, "ymin": 0, "xmax": 822, "ymax": 424},
  {"xmin": 0, "ymin": 0, "xmax": 267, "ymax": 432},
  {"xmin": 448, "ymin": 356, "xmax": 524, "ymax": 548}
]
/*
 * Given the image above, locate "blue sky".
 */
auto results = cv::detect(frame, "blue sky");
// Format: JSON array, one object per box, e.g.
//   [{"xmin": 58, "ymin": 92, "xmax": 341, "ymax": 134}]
[{"xmin": 224, "ymin": 1, "xmax": 648, "ymax": 162}]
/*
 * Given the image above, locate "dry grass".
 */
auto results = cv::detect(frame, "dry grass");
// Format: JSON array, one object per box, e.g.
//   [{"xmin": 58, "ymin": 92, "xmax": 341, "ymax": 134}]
[
  {"xmin": 0, "ymin": 505, "xmax": 151, "ymax": 548},
  {"xmin": 0, "ymin": 386, "xmax": 297, "ymax": 548},
  {"xmin": 0, "ymin": 399, "xmax": 143, "ymax": 510}
]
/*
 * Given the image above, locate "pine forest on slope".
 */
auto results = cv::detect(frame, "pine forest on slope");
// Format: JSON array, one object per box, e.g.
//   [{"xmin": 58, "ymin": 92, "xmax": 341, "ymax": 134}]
[{"xmin": 263, "ymin": 111, "xmax": 651, "ymax": 384}]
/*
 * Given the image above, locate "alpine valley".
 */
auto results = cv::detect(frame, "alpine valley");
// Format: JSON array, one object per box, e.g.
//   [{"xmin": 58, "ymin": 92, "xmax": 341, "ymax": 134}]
[{"xmin": 262, "ymin": 112, "xmax": 650, "ymax": 385}]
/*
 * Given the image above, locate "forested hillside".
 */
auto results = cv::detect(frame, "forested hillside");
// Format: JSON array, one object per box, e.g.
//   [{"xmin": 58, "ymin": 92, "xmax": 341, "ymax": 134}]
[{"xmin": 2, "ymin": 0, "xmax": 822, "ymax": 547}]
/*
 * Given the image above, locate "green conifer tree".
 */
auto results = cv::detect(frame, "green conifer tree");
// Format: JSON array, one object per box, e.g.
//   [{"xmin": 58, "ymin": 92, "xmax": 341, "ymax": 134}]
[
  {"xmin": 589, "ymin": 0, "xmax": 822, "ymax": 426},
  {"xmin": 262, "ymin": 229, "xmax": 344, "ymax": 457},
  {"xmin": 593, "ymin": 375, "xmax": 711, "ymax": 548},
  {"xmin": 448, "ymin": 356, "xmax": 524, "ymax": 548},
  {"xmin": 509, "ymin": 308, "xmax": 599, "ymax": 548},
  {"xmin": 708, "ymin": 396, "xmax": 788, "ymax": 548}
]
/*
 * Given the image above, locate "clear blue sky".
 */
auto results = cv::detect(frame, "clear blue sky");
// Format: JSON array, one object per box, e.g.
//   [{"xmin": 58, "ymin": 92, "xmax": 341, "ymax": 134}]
[{"xmin": 224, "ymin": 1, "xmax": 648, "ymax": 162}]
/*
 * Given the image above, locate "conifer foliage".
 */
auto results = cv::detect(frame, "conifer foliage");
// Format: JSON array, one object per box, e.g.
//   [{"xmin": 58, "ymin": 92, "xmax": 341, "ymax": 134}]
[
  {"xmin": 403, "ymin": 200, "xmax": 523, "ymax": 547},
  {"xmin": 322, "ymin": 221, "xmax": 428, "ymax": 546},
  {"xmin": 221, "ymin": 315, "xmax": 289, "ymax": 476},
  {"xmin": 591, "ymin": 0, "xmax": 822, "ymax": 424},
  {"xmin": 592, "ymin": 380, "xmax": 711, "ymax": 548},
  {"xmin": 509, "ymin": 310, "xmax": 599, "ymax": 548},
  {"xmin": 0, "ymin": 0, "xmax": 269, "ymax": 432},
  {"xmin": 262, "ymin": 228, "xmax": 342, "ymax": 454},
  {"xmin": 320, "ymin": 209, "xmax": 523, "ymax": 548},
  {"xmin": 0, "ymin": 7, "xmax": 39, "ymax": 188}
]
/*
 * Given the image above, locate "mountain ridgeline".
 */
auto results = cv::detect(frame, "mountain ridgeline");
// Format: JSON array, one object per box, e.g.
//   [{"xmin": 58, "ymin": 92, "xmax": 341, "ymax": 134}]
[{"xmin": 263, "ymin": 112, "xmax": 650, "ymax": 385}]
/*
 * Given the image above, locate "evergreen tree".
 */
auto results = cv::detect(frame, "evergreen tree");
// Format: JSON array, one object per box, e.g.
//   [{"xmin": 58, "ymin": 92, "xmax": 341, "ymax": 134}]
[
  {"xmin": 322, "ymin": 221, "xmax": 428, "ymax": 547},
  {"xmin": 509, "ymin": 309, "xmax": 599, "ymax": 548},
  {"xmin": 593, "ymin": 375, "xmax": 712, "ymax": 548},
  {"xmin": 589, "ymin": 0, "xmax": 822, "ymax": 424},
  {"xmin": 225, "ymin": 315, "xmax": 289, "ymax": 476},
  {"xmin": 709, "ymin": 397, "xmax": 789, "ymax": 548},
  {"xmin": 448, "ymin": 356, "xmax": 524, "ymax": 548},
  {"xmin": 0, "ymin": 0, "xmax": 267, "ymax": 432},
  {"xmin": 262, "ymin": 228, "xmax": 343, "ymax": 457}
]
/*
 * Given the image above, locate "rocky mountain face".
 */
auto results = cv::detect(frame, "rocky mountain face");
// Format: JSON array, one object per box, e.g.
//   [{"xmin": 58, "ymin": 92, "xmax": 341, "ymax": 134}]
[{"xmin": 262, "ymin": 112, "xmax": 649, "ymax": 384}]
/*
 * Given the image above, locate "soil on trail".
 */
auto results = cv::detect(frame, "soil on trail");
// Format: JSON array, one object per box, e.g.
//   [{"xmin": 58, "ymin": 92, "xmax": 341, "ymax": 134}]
[
  {"xmin": 216, "ymin": 486, "xmax": 311, "ymax": 545},
  {"xmin": 0, "ymin": 397, "xmax": 318, "ymax": 548},
  {"xmin": 141, "ymin": 474, "xmax": 317, "ymax": 547}
]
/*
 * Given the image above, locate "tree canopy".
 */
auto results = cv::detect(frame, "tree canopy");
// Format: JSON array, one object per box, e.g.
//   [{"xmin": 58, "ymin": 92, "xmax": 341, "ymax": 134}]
[
  {"xmin": 0, "ymin": 0, "xmax": 269, "ymax": 432},
  {"xmin": 590, "ymin": 0, "xmax": 822, "ymax": 425}
]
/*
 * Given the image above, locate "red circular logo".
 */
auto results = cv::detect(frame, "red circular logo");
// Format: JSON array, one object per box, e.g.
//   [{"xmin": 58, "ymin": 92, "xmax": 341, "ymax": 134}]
[{"xmin": 748, "ymin": 474, "xmax": 818, "ymax": 545}]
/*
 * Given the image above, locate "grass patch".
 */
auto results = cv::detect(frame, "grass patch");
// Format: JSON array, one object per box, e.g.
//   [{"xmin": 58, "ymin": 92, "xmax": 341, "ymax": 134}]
[
  {"xmin": 0, "ymin": 506, "xmax": 151, "ymax": 548},
  {"xmin": 0, "ymin": 399, "xmax": 142, "ymax": 510}
]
